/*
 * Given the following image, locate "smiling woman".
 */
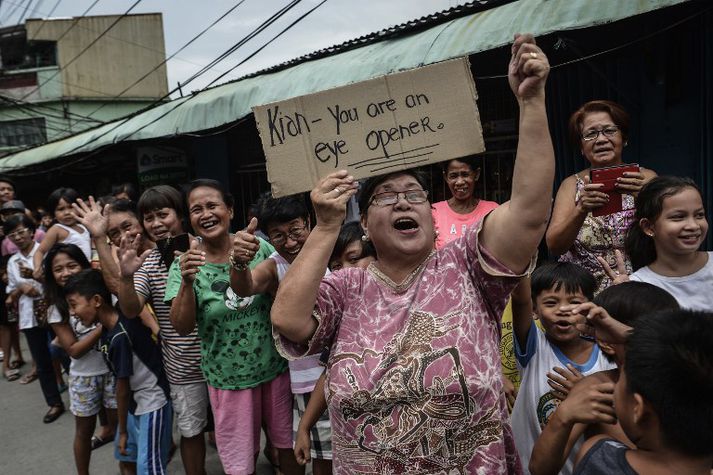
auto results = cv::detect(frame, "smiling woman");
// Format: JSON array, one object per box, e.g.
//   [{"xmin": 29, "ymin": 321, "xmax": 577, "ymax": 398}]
[
  {"xmin": 165, "ymin": 179, "xmax": 297, "ymax": 475},
  {"xmin": 432, "ymin": 156, "xmax": 499, "ymax": 249},
  {"xmin": 271, "ymin": 34, "xmax": 556, "ymax": 473},
  {"xmin": 546, "ymin": 100, "xmax": 658, "ymax": 293}
]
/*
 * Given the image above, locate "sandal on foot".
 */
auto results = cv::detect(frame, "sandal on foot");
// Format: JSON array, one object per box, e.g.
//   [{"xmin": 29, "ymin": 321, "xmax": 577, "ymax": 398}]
[
  {"xmin": 3, "ymin": 369, "xmax": 20, "ymax": 381},
  {"xmin": 91, "ymin": 435, "xmax": 113, "ymax": 450},
  {"xmin": 9, "ymin": 360, "xmax": 26, "ymax": 370},
  {"xmin": 43, "ymin": 404, "xmax": 65, "ymax": 423},
  {"xmin": 19, "ymin": 372, "xmax": 38, "ymax": 384}
]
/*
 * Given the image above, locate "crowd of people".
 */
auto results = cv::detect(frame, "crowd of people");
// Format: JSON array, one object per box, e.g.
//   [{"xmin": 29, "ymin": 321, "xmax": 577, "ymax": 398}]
[{"xmin": 1, "ymin": 34, "xmax": 711, "ymax": 475}]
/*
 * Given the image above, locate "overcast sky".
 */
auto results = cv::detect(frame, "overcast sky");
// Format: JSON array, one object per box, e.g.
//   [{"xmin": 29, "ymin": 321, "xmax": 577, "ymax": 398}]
[{"xmin": 1, "ymin": 0, "xmax": 468, "ymax": 96}]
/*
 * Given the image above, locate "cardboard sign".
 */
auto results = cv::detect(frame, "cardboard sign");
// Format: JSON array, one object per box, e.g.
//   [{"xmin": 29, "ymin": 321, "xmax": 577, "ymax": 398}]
[{"xmin": 253, "ymin": 58, "xmax": 484, "ymax": 197}]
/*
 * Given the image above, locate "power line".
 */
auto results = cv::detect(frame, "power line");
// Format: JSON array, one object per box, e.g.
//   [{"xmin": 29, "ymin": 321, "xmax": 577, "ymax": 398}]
[
  {"xmin": 0, "ymin": 95, "xmax": 103, "ymax": 124},
  {"xmin": 1, "ymin": 0, "xmax": 319, "ymax": 171},
  {"xmin": 1, "ymin": 0, "xmax": 28, "ymax": 24},
  {"xmin": 181, "ymin": 0, "xmax": 303, "ymax": 90},
  {"xmin": 47, "ymin": 0, "xmax": 304, "ymax": 138},
  {"xmin": 17, "ymin": 0, "xmax": 140, "ymax": 102},
  {"xmin": 17, "ymin": 0, "xmax": 37, "ymax": 24},
  {"xmin": 26, "ymin": 0, "xmax": 62, "ymax": 40},
  {"xmin": 83, "ymin": 0, "xmax": 250, "ymax": 119},
  {"xmin": 205, "ymin": 0, "xmax": 328, "ymax": 89}
]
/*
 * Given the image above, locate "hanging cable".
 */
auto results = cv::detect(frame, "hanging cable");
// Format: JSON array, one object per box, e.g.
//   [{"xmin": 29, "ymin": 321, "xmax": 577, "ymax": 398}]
[
  {"xmin": 82, "ymin": 0, "xmax": 250, "ymax": 119},
  {"xmin": 17, "ymin": 0, "xmax": 141, "ymax": 102}
]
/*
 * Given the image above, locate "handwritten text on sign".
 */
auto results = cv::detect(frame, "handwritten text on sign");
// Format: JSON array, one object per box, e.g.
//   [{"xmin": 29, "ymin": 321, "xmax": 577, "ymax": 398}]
[{"xmin": 253, "ymin": 58, "xmax": 484, "ymax": 197}]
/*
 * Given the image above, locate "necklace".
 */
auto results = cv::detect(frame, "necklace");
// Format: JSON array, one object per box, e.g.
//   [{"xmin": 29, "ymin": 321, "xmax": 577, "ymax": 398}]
[{"xmin": 369, "ymin": 250, "xmax": 436, "ymax": 293}]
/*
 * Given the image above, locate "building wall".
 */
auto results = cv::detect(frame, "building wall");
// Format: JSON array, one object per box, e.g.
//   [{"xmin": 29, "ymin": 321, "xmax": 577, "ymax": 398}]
[{"xmin": 25, "ymin": 13, "xmax": 168, "ymax": 99}]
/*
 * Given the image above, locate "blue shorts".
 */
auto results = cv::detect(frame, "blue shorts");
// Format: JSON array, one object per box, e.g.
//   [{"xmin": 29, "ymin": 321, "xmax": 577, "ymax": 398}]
[{"xmin": 114, "ymin": 402, "xmax": 173, "ymax": 474}]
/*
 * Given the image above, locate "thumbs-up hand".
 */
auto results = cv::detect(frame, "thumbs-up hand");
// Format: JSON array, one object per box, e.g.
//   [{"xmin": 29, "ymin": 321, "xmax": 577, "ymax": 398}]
[
  {"xmin": 232, "ymin": 217, "xmax": 260, "ymax": 267},
  {"xmin": 179, "ymin": 237, "xmax": 205, "ymax": 283}
]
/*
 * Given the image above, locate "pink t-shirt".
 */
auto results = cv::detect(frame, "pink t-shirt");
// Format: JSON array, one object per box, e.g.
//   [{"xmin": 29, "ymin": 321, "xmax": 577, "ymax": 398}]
[
  {"xmin": 277, "ymin": 222, "xmax": 532, "ymax": 474},
  {"xmin": 2, "ymin": 229, "xmax": 45, "ymax": 256},
  {"xmin": 432, "ymin": 199, "xmax": 499, "ymax": 249}
]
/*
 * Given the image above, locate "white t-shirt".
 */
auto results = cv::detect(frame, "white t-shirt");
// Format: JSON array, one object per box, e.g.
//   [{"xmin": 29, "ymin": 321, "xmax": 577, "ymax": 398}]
[
  {"xmin": 6, "ymin": 242, "xmax": 43, "ymax": 330},
  {"xmin": 630, "ymin": 252, "xmax": 713, "ymax": 312},
  {"xmin": 511, "ymin": 322, "xmax": 616, "ymax": 475},
  {"xmin": 48, "ymin": 306, "xmax": 109, "ymax": 377}
]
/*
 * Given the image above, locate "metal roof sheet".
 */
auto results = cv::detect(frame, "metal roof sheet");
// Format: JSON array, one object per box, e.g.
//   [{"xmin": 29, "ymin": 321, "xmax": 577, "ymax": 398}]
[{"xmin": 0, "ymin": 0, "xmax": 689, "ymax": 173}]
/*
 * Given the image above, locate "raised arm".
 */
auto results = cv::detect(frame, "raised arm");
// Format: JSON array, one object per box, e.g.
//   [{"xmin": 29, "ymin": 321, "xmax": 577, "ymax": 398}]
[
  {"xmin": 72, "ymin": 197, "xmax": 120, "ymax": 294},
  {"xmin": 546, "ymin": 175, "xmax": 589, "ymax": 256},
  {"xmin": 169, "ymin": 239, "xmax": 203, "ymax": 336},
  {"xmin": 511, "ymin": 276, "xmax": 534, "ymax": 349},
  {"xmin": 32, "ymin": 227, "xmax": 60, "ymax": 280},
  {"xmin": 230, "ymin": 218, "xmax": 278, "ymax": 297},
  {"xmin": 117, "ymin": 233, "xmax": 151, "ymax": 318},
  {"xmin": 271, "ymin": 171, "xmax": 357, "ymax": 344},
  {"xmin": 529, "ymin": 377, "xmax": 616, "ymax": 475},
  {"xmin": 481, "ymin": 34, "xmax": 554, "ymax": 273}
]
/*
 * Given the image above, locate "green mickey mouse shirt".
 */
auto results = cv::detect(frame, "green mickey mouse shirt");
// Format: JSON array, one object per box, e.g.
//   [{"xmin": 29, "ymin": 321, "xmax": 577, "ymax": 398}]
[{"xmin": 164, "ymin": 238, "xmax": 287, "ymax": 390}]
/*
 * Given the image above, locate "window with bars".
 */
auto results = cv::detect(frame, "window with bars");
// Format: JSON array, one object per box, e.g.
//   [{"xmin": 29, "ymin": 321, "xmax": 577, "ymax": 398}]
[{"xmin": 0, "ymin": 117, "xmax": 46, "ymax": 147}]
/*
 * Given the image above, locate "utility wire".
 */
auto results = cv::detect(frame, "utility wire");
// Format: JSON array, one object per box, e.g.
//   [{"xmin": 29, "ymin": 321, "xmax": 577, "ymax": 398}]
[
  {"xmin": 205, "ymin": 0, "xmax": 328, "ymax": 88},
  {"xmin": 83, "ymin": 0, "xmax": 250, "ymax": 119},
  {"xmin": 17, "ymin": 0, "xmax": 38, "ymax": 24},
  {"xmin": 179, "ymin": 0, "xmax": 302, "ymax": 90},
  {"xmin": 0, "ymin": 95, "xmax": 103, "ymax": 124},
  {"xmin": 18, "ymin": 0, "xmax": 141, "ymax": 102},
  {"xmin": 26, "ymin": 0, "xmax": 62, "ymax": 40},
  {"xmin": 1, "ymin": 0, "xmax": 28, "ymax": 24},
  {"xmin": 1, "ymin": 0, "xmax": 318, "ymax": 172},
  {"xmin": 47, "ymin": 0, "xmax": 304, "ymax": 139}
]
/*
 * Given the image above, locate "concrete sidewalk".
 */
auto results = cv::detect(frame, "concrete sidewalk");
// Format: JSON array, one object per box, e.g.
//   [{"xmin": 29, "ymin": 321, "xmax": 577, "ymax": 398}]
[{"xmin": 0, "ymin": 339, "xmax": 278, "ymax": 474}]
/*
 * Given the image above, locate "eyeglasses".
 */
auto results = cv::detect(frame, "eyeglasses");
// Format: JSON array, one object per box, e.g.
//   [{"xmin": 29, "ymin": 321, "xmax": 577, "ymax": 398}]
[
  {"xmin": 7, "ymin": 227, "xmax": 30, "ymax": 239},
  {"xmin": 445, "ymin": 171, "xmax": 473, "ymax": 181},
  {"xmin": 582, "ymin": 126, "xmax": 620, "ymax": 141},
  {"xmin": 369, "ymin": 190, "xmax": 429, "ymax": 207},
  {"xmin": 269, "ymin": 224, "xmax": 308, "ymax": 246}
]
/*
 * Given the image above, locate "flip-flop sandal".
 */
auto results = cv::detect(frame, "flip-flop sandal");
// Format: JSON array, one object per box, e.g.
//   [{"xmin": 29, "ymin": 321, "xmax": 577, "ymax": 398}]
[
  {"xmin": 19, "ymin": 372, "xmax": 38, "ymax": 385},
  {"xmin": 3, "ymin": 369, "xmax": 20, "ymax": 381},
  {"xmin": 90, "ymin": 435, "xmax": 113, "ymax": 450},
  {"xmin": 43, "ymin": 404, "xmax": 65, "ymax": 424},
  {"xmin": 9, "ymin": 360, "xmax": 26, "ymax": 370}
]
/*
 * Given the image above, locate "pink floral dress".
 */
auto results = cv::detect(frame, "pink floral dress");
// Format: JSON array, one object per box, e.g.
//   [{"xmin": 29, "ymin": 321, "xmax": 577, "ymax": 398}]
[
  {"xmin": 559, "ymin": 175, "xmax": 635, "ymax": 293},
  {"xmin": 277, "ymin": 222, "xmax": 533, "ymax": 474}
]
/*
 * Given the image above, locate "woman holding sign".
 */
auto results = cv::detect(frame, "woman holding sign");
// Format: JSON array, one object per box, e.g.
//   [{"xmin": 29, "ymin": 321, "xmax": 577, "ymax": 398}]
[
  {"xmin": 268, "ymin": 34, "xmax": 552, "ymax": 473},
  {"xmin": 546, "ymin": 100, "xmax": 657, "ymax": 292}
]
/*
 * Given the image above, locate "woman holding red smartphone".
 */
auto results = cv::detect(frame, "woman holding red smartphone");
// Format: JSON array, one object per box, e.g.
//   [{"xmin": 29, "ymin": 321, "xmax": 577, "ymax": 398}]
[{"xmin": 546, "ymin": 100, "xmax": 657, "ymax": 292}]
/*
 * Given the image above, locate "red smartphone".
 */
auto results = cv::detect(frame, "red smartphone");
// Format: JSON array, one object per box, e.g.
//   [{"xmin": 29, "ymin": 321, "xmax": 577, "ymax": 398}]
[{"xmin": 590, "ymin": 163, "xmax": 639, "ymax": 217}]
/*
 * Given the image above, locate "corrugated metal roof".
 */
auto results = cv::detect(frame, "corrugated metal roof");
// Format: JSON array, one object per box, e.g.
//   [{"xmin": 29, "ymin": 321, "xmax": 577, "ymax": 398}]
[{"xmin": 0, "ymin": 0, "xmax": 690, "ymax": 173}]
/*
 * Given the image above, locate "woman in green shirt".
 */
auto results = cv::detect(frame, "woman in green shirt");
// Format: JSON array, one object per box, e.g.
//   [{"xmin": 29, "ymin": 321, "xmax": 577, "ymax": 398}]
[{"xmin": 165, "ymin": 179, "xmax": 297, "ymax": 475}]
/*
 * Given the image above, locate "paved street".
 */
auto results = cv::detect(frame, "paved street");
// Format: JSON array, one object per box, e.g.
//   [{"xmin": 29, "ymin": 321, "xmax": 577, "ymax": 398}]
[{"xmin": 0, "ymin": 340, "xmax": 277, "ymax": 474}]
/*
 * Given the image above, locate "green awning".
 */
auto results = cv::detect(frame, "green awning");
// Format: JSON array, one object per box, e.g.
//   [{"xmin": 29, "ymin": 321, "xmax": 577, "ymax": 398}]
[{"xmin": 0, "ymin": 0, "xmax": 689, "ymax": 172}]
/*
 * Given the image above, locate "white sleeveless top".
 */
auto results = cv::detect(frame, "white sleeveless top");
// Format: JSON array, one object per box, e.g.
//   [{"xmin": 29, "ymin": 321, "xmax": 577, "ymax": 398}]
[
  {"xmin": 56, "ymin": 223, "xmax": 92, "ymax": 261},
  {"xmin": 270, "ymin": 250, "xmax": 325, "ymax": 394}
]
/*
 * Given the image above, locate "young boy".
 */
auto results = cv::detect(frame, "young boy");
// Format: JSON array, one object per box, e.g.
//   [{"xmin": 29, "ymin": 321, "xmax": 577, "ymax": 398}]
[
  {"xmin": 573, "ymin": 308, "xmax": 713, "ymax": 474},
  {"xmin": 528, "ymin": 281, "xmax": 680, "ymax": 475},
  {"xmin": 65, "ymin": 269, "xmax": 172, "ymax": 475},
  {"xmin": 511, "ymin": 262, "xmax": 616, "ymax": 475}
]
